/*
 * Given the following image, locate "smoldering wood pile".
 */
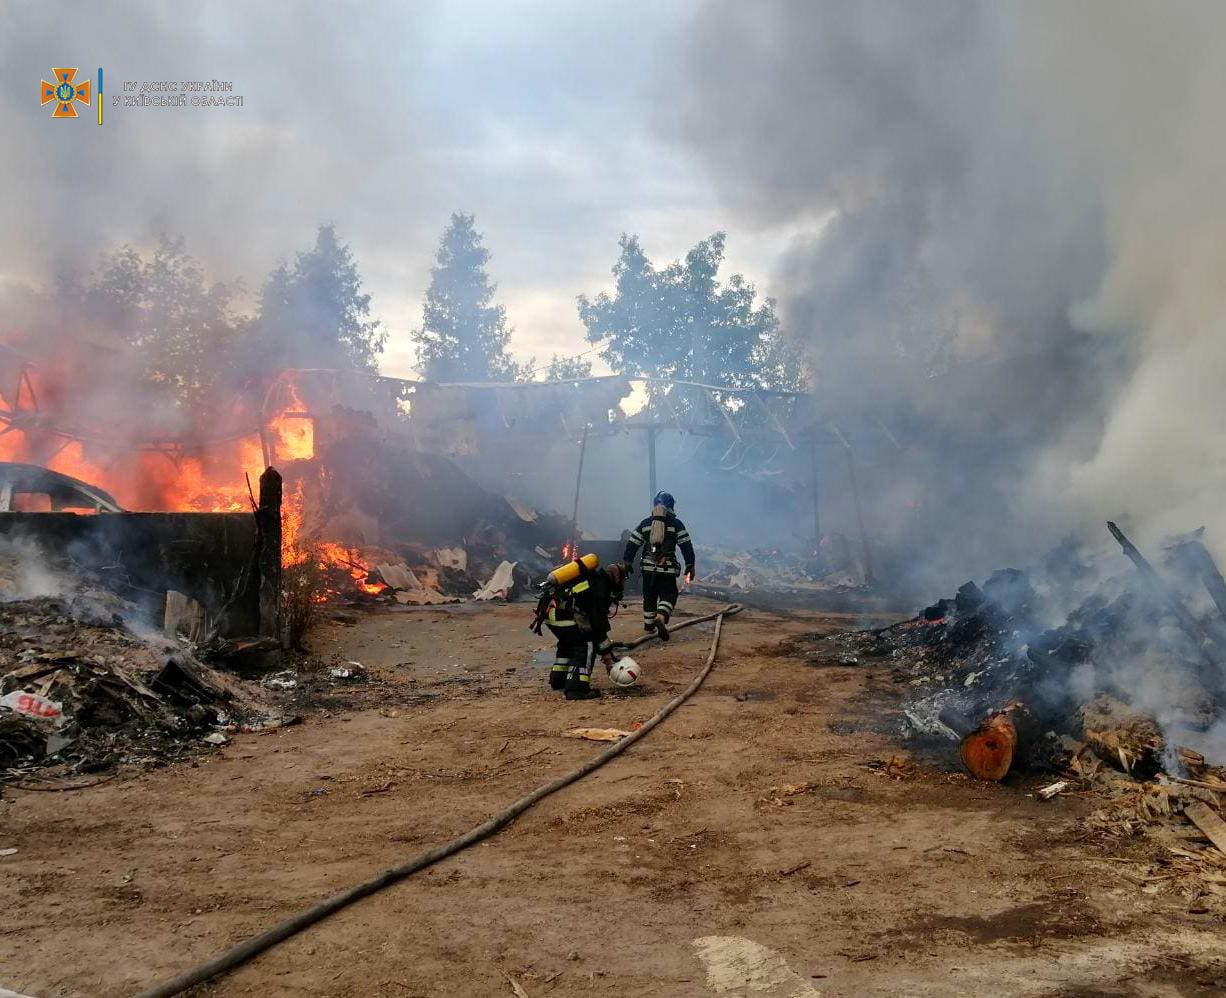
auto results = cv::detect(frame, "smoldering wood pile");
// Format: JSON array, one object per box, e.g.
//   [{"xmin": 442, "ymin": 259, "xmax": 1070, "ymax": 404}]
[
  {"xmin": 292, "ymin": 439, "xmax": 581, "ymax": 605},
  {"xmin": 826, "ymin": 523, "xmax": 1226, "ymax": 783},
  {"xmin": 818, "ymin": 523, "xmax": 1226, "ymax": 907}
]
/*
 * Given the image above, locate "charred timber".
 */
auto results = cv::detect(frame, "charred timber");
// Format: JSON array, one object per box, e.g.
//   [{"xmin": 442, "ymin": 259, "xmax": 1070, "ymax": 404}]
[
  {"xmin": 1107, "ymin": 521, "xmax": 1224, "ymax": 673},
  {"xmin": 257, "ymin": 468, "xmax": 282, "ymax": 642},
  {"xmin": 1166, "ymin": 536, "xmax": 1226, "ymax": 623}
]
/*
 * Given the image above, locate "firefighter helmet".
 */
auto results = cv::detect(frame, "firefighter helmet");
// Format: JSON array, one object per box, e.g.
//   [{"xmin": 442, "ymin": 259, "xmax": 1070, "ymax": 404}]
[{"xmin": 609, "ymin": 656, "xmax": 642, "ymax": 688}]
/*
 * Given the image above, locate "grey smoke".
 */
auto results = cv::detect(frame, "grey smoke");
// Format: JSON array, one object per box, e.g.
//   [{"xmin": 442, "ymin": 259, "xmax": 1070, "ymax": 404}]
[
  {"xmin": 0, "ymin": 2, "xmax": 437, "ymax": 287},
  {"xmin": 666, "ymin": 0, "xmax": 1226, "ymax": 576}
]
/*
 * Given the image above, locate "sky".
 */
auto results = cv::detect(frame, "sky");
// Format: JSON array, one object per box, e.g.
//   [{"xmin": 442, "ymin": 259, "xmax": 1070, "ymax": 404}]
[{"xmin": 0, "ymin": 0, "xmax": 811, "ymax": 380}]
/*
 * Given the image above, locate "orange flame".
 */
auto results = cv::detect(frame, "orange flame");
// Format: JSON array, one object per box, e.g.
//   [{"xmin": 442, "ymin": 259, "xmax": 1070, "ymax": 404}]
[
  {"xmin": 269, "ymin": 380, "xmax": 314, "ymax": 463},
  {"xmin": 0, "ymin": 363, "xmax": 389, "ymax": 598}
]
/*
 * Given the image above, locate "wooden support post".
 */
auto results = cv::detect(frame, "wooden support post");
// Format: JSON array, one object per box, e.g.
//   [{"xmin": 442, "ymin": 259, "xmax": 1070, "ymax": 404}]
[
  {"xmin": 845, "ymin": 444, "xmax": 873, "ymax": 584},
  {"xmin": 830, "ymin": 424, "xmax": 873, "ymax": 585},
  {"xmin": 258, "ymin": 467, "xmax": 282, "ymax": 640},
  {"xmin": 647, "ymin": 426, "xmax": 658, "ymax": 503},
  {"xmin": 809, "ymin": 439, "xmax": 821, "ymax": 556},
  {"xmin": 570, "ymin": 425, "xmax": 589, "ymax": 548}
]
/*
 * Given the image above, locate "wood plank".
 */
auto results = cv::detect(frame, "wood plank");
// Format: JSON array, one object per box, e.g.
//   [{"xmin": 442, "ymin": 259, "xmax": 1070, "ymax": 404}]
[
  {"xmin": 1185, "ymin": 802, "xmax": 1226, "ymax": 856},
  {"xmin": 164, "ymin": 590, "xmax": 209, "ymax": 644},
  {"xmin": 1, "ymin": 662, "xmax": 60, "ymax": 685}
]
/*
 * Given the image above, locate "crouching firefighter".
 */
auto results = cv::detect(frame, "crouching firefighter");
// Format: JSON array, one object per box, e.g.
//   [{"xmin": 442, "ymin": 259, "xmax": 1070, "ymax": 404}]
[
  {"xmin": 623, "ymin": 491, "xmax": 695, "ymax": 642},
  {"xmin": 530, "ymin": 555, "xmax": 626, "ymax": 700}
]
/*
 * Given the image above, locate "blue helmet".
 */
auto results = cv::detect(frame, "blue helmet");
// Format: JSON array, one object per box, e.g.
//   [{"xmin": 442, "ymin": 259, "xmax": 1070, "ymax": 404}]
[{"xmin": 653, "ymin": 491, "xmax": 675, "ymax": 509}]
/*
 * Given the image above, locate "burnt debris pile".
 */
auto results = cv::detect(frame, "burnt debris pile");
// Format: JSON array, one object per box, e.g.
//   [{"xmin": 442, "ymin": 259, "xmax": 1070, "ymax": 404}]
[
  {"xmin": 0, "ymin": 591, "xmax": 283, "ymax": 779},
  {"xmin": 828, "ymin": 523, "xmax": 1226, "ymax": 783}
]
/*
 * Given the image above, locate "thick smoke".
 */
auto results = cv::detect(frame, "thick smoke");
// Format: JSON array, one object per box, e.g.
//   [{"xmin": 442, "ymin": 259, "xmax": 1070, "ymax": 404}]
[
  {"xmin": 0, "ymin": 2, "xmax": 437, "ymax": 286},
  {"xmin": 666, "ymin": 0, "xmax": 1226, "ymax": 579}
]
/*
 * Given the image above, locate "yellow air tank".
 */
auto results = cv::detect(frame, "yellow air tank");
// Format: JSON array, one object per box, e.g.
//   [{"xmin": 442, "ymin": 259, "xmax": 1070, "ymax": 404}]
[{"xmin": 548, "ymin": 552, "xmax": 599, "ymax": 587}]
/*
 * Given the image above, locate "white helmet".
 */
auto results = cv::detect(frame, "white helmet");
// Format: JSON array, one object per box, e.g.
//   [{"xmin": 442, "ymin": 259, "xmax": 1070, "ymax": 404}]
[{"xmin": 608, "ymin": 656, "xmax": 642, "ymax": 688}]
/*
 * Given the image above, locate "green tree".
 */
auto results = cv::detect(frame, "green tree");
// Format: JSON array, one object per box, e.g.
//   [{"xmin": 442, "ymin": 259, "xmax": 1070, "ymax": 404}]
[
  {"xmin": 413, "ymin": 212, "xmax": 527, "ymax": 382},
  {"xmin": 577, "ymin": 233, "xmax": 803, "ymax": 401},
  {"xmin": 542, "ymin": 353, "xmax": 593, "ymax": 381},
  {"xmin": 247, "ymin": 224, "xmax": 384, "ymax": 375},
  {"xmin": 83, "ymin": 234, "xmax": 240, "ymax": 416}
]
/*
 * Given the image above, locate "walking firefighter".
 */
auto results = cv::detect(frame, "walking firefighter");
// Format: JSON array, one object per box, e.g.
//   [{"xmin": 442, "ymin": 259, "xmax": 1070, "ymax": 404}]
[
  {"xmin": 530, "ymin": 554, "xmax": 626, "ymax": 701},
  {"xmin": 622, "ymin": 491, "xmax": 695, "ymax": 641}
]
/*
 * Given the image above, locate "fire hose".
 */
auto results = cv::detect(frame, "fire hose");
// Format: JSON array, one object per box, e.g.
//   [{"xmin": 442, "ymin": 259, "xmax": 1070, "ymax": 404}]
[{"xmin": 135, "ymin": 602, "xmax": 744, "ymax": 998}]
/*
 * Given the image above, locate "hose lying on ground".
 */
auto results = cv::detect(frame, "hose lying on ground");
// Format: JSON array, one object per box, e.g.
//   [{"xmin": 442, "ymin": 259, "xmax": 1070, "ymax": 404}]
[
  {"xmin": 611, "ymin": 602, "xmax": 737, "ymax": 652},
  {"xmin": 135, "ymin": 602, "xmax": 744, "ymax": 997}
]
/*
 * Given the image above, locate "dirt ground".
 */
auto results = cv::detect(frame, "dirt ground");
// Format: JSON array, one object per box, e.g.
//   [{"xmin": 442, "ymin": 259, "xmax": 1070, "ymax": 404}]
[{"xmin": 2, "ymin": 596, "xmax": 1224, "ymax": 997}]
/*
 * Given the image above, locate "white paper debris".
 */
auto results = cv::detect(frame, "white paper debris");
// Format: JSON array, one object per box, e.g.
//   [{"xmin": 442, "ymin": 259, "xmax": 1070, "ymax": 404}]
[
  {"xmin": 473, "ymin": 561, "xmax": 517, "ymax": 600},
  {"xmin": 433, "ymin": 547, "xmax": 468, "ymax": 571}
]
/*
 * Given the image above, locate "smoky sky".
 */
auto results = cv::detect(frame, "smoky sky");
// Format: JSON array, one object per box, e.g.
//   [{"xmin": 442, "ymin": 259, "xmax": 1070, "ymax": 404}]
[
  {"xmin": 0, "ymin": 0, "xmax": 737, "ymax": 377},
  {"xmin": 665, "ymin": 0, "xmax": 1226, "ymax": 563},
  {"xmin": 668, "ymin": 3, "xmax": 1107, "ymax": 425}
]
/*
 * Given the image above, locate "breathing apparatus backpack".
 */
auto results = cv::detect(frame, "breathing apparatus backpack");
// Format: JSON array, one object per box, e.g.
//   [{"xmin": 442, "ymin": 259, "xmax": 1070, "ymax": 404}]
[
  {"xmin": 530, "ymin": 553, "xmax": 599, "ymax": 635},
  {"xmin": 646, "ymin": 504, "xmax": 678, "ymax": 565}
]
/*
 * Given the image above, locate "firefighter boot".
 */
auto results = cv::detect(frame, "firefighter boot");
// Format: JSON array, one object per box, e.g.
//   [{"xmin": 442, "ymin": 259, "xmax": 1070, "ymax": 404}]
[
  {"xmin": 655, "ymin": 612, "xmax": 670, "ymax": 642},
  {"xmin": 564, "ymin": 678, "xmax": 602, "ymax": 700},
  {"xmin": 564, "ymin": 659, "xmax": 601, "ymax": 700}
]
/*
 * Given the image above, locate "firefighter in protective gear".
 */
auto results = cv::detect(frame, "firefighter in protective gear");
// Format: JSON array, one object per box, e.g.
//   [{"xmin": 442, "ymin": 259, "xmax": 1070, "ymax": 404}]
[
  {"xmin": 530, "ymin": 558, "xmax": 625, "ymax": 700},
  {"xmin": 622, "ymin": 491, "xmax": 695, "ymax": 642}
]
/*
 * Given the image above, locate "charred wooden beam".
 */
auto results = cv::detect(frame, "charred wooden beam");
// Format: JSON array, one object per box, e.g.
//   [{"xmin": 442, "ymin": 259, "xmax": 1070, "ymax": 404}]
[
  {"xmin": 1167, "ymin": 537, "xmax": 1226, "ymax": 623},
  {"xmin": 257, "ymin": 467, "xmax": 282, "ymax": 642},
  {"xmin": 1107, "ymin": 521, "xmax": 1223, "ymax": 672}
]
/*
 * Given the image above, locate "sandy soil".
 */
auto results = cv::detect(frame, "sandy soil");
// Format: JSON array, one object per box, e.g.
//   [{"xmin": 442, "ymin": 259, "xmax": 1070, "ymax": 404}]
[{"xmin": 1, "ymin": 596, "xmax": 1224, "ymax": 997}]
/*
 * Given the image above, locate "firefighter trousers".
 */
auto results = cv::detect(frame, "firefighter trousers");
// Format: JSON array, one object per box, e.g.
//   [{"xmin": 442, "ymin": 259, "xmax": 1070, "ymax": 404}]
[
  {"xmin": 642, "ymin": 571, "xmax": 679, "ymax": 629},
  {"xmin": 547, "ymin": 626, "xmax": 595, "ymax": 692}
]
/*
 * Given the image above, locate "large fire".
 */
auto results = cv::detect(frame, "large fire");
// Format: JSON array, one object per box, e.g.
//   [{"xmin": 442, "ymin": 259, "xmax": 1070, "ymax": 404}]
[{"xmin": 0, "ymin": 359, "xmax": 375, "ymax": 597}]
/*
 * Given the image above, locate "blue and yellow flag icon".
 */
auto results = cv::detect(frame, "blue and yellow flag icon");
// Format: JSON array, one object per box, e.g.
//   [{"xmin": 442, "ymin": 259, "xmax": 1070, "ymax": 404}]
[{"xmin": 40, "ymin": 68, "xmax": 91, "ymax": 118}]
